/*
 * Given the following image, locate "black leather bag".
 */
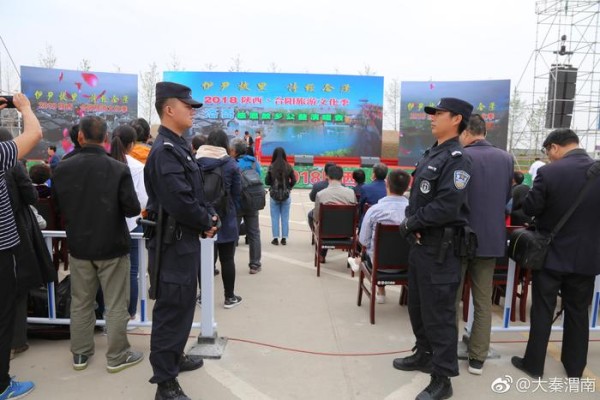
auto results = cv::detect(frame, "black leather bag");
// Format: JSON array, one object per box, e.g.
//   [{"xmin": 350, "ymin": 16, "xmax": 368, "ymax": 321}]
[{"xmin": 508, "ymin": 228, "xmax": 550, "ymax": 270}]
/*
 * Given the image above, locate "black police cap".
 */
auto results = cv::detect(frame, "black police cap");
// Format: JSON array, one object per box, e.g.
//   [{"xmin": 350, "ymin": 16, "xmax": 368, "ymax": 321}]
[
  {"xmin": 155, "ymin": 82, "xmax": 203, "ymax": 108},
  {"xmin": 424, "ymin": 97, "xmax": 473, "ymax": 124}
]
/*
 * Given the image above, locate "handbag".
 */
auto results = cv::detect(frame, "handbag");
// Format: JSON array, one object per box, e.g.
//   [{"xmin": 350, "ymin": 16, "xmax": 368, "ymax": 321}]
[{"xmin": 508, "ymin": 160, "xmax": 600, "ymax": 270}]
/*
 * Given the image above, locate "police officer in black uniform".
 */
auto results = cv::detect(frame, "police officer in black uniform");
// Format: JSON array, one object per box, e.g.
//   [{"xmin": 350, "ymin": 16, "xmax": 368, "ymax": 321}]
[
  {"xmin": 145, "ymin": 82, "xmax": 218, "ymax": 400},
  {"xmin": 394, "ymin": 98, "xmax": 474, "ymax": 400}
]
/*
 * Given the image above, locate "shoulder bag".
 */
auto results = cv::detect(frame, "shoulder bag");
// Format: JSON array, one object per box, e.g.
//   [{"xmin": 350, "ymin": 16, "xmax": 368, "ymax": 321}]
[{"xmin": 508, "ymin": 160, "xmax": 600, "ymax": 270}]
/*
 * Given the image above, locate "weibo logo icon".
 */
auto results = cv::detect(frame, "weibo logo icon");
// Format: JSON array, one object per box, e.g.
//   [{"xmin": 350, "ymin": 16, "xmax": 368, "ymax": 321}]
[{"xmin": 490, "ymin": 375, "xmax": 513, "ymax": 394}]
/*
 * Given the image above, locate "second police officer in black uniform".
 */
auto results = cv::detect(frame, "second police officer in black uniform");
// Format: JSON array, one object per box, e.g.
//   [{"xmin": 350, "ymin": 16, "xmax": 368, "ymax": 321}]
[
  {"xmin": 144, "ymin": 82, "xmax": 218, "ymax": 400},
  {"xmin": 394, "ymin": 98, "xmax": 474, "ymax": 400}
]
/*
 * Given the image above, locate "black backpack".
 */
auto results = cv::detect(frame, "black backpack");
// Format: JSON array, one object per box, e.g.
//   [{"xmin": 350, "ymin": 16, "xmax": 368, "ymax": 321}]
[
  {"xmin": 202, "ymin": 165, "xmax": 229, "ymax": 218},
  {"xmin": 240, "ymin": 163, "xmax": 266, "ymax": 211},
  {"xmin": 270, "ymin": 176, "xmax": 290, "ymax": 202}
]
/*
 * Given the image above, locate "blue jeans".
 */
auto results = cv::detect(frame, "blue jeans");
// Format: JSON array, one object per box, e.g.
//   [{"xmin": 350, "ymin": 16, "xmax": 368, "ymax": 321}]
[
  {"xmin": 270, "ymin": 196, "xmax": 291, "ymax": 239},
  {"xmin": 128, "ymin": 225, "xmax": 143, "ymax": 317}
]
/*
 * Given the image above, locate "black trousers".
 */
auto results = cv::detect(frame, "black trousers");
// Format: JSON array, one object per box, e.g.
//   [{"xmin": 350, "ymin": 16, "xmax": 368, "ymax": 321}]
[
  {"xmin": 198, "ymin": 241, "xmax": 237, "ymax": 299},
  {"xmin": 522, "ymin": 268, "xmax": 595, "ymax": 378},
  {"xmin": 407, "ymin": 243, "xmax": 461, "ymax": 377},
  {"xmin": 0, "ymin": 249, "xmax": 17, "ymax": 392},
  {"xmin": 149, "ymin": 242, "xmax": 199, "ymax": 384}
]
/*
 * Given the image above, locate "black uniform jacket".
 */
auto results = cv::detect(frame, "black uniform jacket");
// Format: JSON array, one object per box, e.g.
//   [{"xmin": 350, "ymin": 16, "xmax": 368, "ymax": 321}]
[
  {"xmin": 406, "ymin": 136, "xmax": 472, "ymax": 232},
  {"xmin": 144, "ymin": 126, "xmax": 212, "ymax": 241}
]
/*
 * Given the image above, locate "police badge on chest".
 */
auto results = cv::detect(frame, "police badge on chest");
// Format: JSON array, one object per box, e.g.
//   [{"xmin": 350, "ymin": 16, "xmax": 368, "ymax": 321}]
[{"xmin": 420, "ymin": 180, "xmax": 431, "ymax": 194}]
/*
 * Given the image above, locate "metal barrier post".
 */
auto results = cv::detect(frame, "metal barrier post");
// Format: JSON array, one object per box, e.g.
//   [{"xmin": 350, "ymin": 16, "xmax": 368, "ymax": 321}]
[
  {"xmin": 188, "ymin": 236, "xmax": 228, "ymax": 359},
  {"xmin": 44, "ymin": 235, "xmax": 57, "ymax": 319},
  {"xmin": 132, "ymin": 232, "xmax": 148, "ymax": 323}
]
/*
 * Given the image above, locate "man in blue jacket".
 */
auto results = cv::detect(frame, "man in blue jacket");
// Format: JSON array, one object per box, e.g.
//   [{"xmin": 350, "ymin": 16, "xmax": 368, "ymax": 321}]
[
  {"xmin": 358, "ymin": 163, "xmax": 388, "ymax": 223},
  {"xmin": 455, "ymin": 114, "xmax": 513, "ymax": 375},
  {"xmin": 512, "ymin": 128, "xmax": 600, "ymax": 379}
]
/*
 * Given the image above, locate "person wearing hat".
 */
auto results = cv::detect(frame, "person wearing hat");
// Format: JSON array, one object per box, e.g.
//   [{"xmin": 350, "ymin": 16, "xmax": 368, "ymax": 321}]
[
  {"xmin": 144, "ymin": 82, "xmax": 218, "ymax": 400},
  {"xmin": 512, "ymin": 128, "xmax": 600, "ymax": 379},
  {"xmin": 394, "ymin": 97, "xmax": 474, "ymax": 400}
]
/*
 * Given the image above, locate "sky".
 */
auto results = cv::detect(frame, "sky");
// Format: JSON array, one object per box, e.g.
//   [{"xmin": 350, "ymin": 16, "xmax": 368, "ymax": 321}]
[
  {"xmin": 0, "ymin": 0, "xmax": 545, "ymax": 134},
  {"xmin": 0, "ymin": 0, "xmax": 538, "ymax": 86}
]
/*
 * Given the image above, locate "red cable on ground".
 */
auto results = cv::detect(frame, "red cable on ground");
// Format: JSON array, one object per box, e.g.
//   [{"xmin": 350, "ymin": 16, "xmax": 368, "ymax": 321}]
[
  {"xmin": 125, "ymin": 331, "xmax": 600, "ymax": 357},
  {"xmin": 227, "ymin": 337, "xmax": 410, "ymax": 357}
]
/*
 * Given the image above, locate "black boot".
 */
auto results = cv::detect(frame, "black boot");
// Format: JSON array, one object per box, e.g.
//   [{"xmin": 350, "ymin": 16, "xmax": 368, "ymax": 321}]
[
  {"xmin": 393, "ymin": 347, "xmax": 432, "ymax": 373},
  {"xmin": 179, "ymin": 353, "xmax": 204, "ymax": 372},
  {"xmin": 416, "ymin": 375, "xmax": 452, "ymax": 400},
  {"xmin": 155, "ymin": 378, "xmax": 191, "ymax": 400}
]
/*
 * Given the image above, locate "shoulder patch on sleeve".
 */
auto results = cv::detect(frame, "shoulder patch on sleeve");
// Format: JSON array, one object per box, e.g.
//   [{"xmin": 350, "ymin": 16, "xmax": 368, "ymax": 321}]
[
  {"xmin": 163, "ymin": 141, "xmax": 174, "ymax": 148},
  {"xmin": 451, "ymin": 150, "xmax": 462, "ymax": 158},
  {"xmin": 453, "ymin": 170, "xmax": 470, "ymax": 190}
]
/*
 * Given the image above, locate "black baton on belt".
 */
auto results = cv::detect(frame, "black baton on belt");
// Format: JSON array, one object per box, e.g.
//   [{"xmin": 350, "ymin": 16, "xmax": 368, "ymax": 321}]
[{"xmin": 138, "ymin": 206, "xmax": 163, "ymax": 300}]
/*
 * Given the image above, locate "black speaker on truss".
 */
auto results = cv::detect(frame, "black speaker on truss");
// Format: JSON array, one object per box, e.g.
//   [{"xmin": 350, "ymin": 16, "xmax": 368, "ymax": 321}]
[{"xmin": 545, "ymin": 64, "xmax": 577, "ymax": 129}]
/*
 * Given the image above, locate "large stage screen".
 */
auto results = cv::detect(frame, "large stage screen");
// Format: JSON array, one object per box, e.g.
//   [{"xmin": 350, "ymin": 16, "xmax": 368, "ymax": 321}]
[
  {"xmin": 163, "ymin": 71, "xmax": 384, "ymax": 157},
  {"xmin": 21, "ymin": 66, "xmax": 138, "ymax": 159},
  {"xmin": 399, "ymin": 80, "xmax": 510, "ymax": 166}
]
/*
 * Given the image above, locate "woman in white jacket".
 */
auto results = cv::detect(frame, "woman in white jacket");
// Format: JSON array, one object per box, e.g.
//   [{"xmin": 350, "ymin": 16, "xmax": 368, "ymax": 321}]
[{"xmin": 110, "ymin": 125, "xmax": 148, "ymax": 319}]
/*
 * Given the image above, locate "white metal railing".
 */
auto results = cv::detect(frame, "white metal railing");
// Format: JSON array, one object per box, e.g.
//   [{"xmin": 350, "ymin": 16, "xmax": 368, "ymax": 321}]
[
  {"xmin": 35, "ymin": 231, "xmax": 217, "ymax": 337},
  {"xmin": 36, "ymin": 232, "xmax": 600, "ymax": 334},
  {"xmin": 464, "ymin": 258, "xmax": 600, "ymax": 333}
]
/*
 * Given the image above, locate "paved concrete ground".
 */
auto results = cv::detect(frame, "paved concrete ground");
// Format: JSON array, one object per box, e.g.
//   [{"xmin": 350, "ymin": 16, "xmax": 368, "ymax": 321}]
[{"xmin": 10, "ymin": 189, "xmax": 599, "ymax": 399}]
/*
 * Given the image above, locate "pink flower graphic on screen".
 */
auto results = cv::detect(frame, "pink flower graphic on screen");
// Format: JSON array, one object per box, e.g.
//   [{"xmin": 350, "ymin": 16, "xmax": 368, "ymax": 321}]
[{"xmin": 81, "ymin": 73, "xmax": 99, "ymax": 87}]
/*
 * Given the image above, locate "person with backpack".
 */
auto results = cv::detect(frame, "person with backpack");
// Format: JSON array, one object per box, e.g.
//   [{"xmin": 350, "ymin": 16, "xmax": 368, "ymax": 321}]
[
  {"xmin": 230, "ymin": 138, "xmax": 264, "ymax": 274},
  {"xmin": 196, "ymin": 130, "xmax": 243, "ymax": 308},
  {"xmin": 265, "ymin": 147, "xmax": 297, "ymax": 245}
]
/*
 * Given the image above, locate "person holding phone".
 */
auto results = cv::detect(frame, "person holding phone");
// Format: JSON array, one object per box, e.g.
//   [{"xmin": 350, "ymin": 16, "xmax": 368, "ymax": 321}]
[{"xmin": 0, "ymin": 93, "xmax": 43, "ymax": 400}]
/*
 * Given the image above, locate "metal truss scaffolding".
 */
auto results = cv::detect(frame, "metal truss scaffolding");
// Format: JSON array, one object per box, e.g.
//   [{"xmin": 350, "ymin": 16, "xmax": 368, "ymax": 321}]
[{"xmin": 511, "ymin": 0, "xmax": 600, "ymax": 159}]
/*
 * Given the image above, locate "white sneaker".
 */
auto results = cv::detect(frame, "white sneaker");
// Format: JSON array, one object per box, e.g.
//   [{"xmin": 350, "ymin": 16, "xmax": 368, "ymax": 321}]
[
  {"xmin": 348, "ymin": 257, "xmax": 360, "ymax": 273},
  {"xmin": 376, "ymin": 294, "xmax": 386, "ymax": 304}
]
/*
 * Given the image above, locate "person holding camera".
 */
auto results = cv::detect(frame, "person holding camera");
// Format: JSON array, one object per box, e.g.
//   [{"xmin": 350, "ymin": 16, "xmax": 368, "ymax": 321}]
[
  {"xmin": 0, "ymin": 93, "xmax": 43, "ymax": 400},
  {"xmin": 144, "ymin": 82, "xmax": 217, "ymax": 400}
]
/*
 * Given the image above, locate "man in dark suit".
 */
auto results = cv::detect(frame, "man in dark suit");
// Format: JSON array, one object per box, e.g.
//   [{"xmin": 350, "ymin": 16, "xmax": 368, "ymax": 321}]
[
  {"xmin": 454, "ymin": 114, "xmax": 513, "ymax": 376},
  {"xmin": 512, "ymin": 128, "xmax": 600, "ymax": 379}
]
